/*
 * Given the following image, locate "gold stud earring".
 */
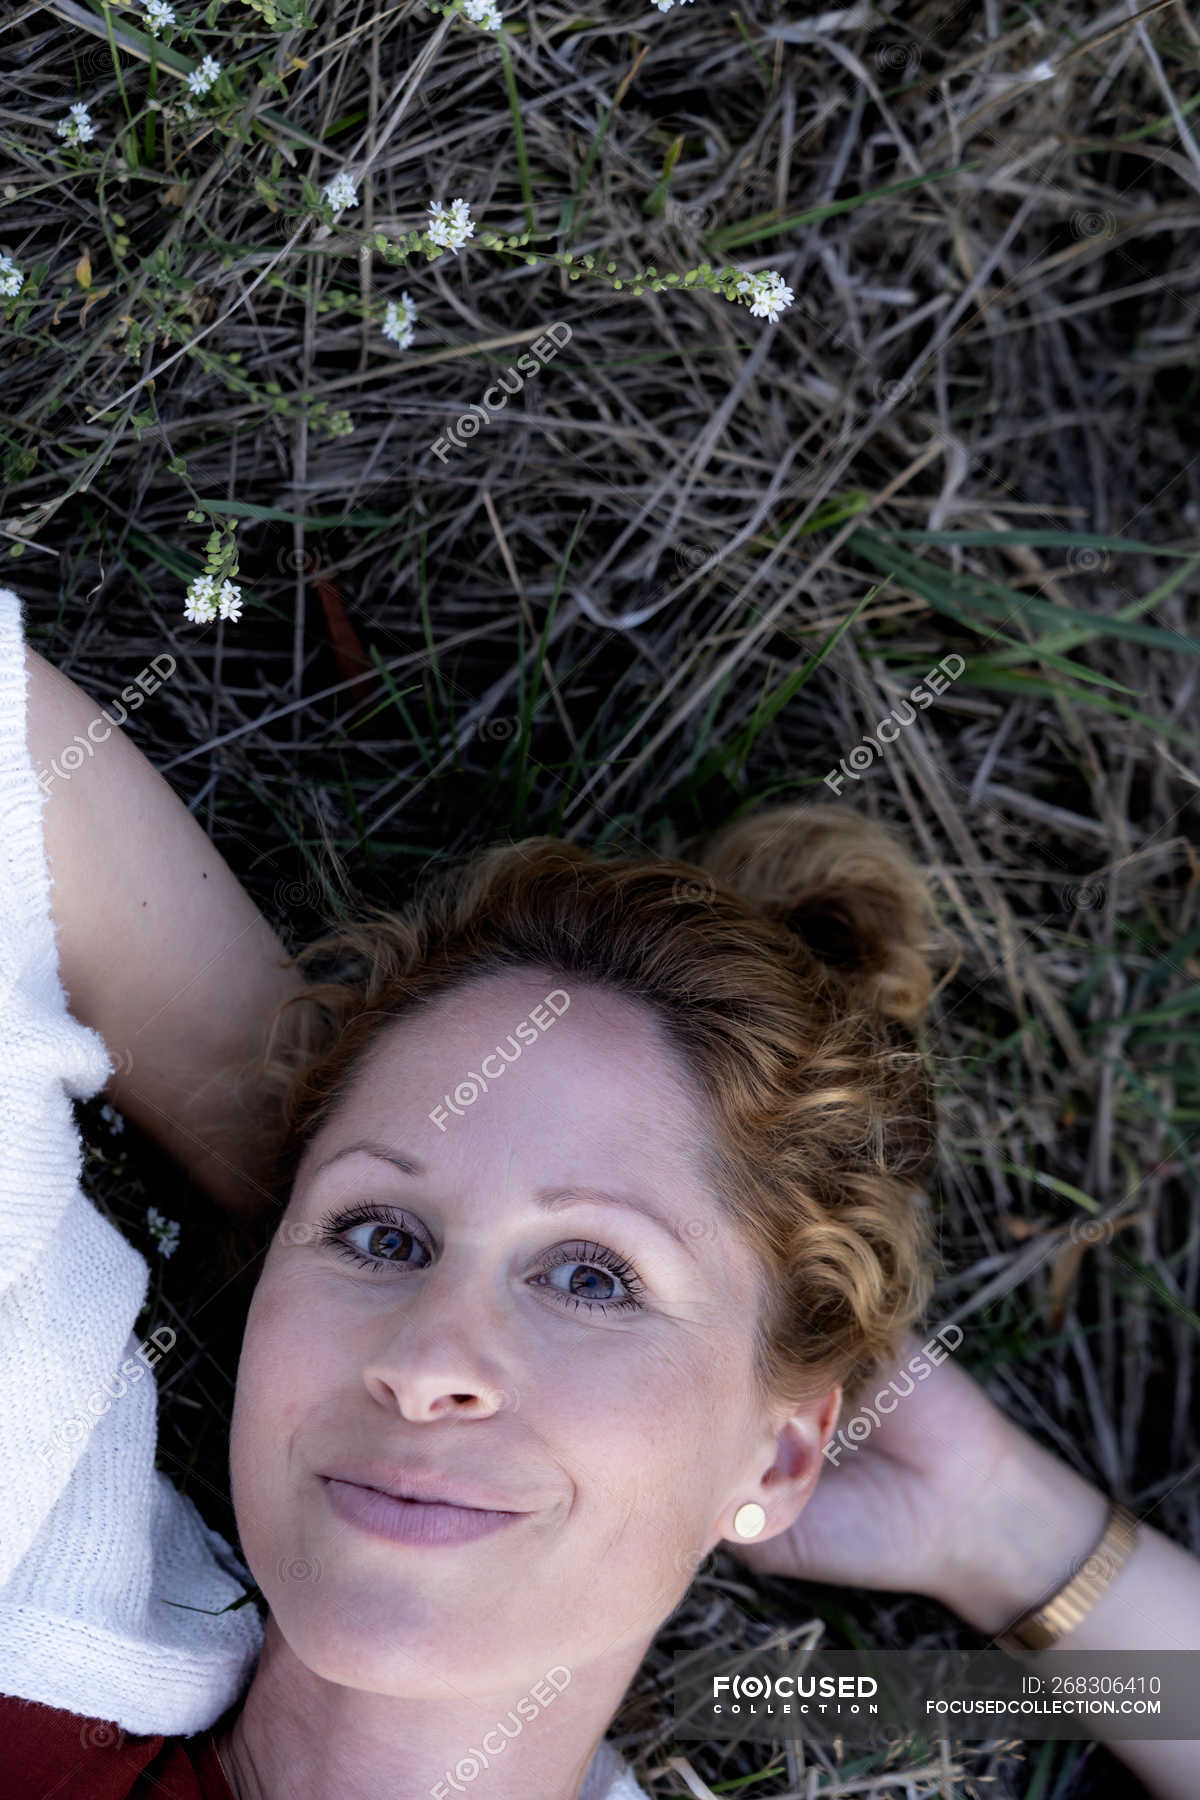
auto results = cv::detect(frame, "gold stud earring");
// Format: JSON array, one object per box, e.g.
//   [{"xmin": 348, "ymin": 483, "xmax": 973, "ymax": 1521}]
[{"xmin": 733, "ymin": 1501, "xmax": 765, "ymax": 1539}]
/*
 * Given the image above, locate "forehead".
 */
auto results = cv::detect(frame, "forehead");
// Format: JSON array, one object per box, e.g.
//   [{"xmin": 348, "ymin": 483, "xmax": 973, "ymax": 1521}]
[
  {"xmin": 310, "ymin": 969, "xmax": 709, "ymax": 1178},
  {"xmin": 298, "ymin": 972, "xmax": 734, "ymax": 1195}
]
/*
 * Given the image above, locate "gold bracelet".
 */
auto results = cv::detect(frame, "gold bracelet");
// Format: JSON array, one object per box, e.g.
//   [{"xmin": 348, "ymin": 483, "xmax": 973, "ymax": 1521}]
[{"xmin": 996, "ymin": 1500, "xmax": 1139, "ymax": 1656}]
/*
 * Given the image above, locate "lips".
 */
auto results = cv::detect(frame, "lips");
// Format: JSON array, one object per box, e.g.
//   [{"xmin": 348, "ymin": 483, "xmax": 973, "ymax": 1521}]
[
  {"xmin": 320, "ymin": 1479, "xmax": 526, "ymax": 1548},
  {"xmin": 318, "ymin": 1461, "xmax": 525, "ymax": 1513}
]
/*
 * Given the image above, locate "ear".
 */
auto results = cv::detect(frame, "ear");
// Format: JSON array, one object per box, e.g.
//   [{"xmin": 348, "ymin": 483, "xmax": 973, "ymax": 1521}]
[
  {"xmin": 817, "ymin": 1384, "xmax": 842, "ymax": 1450},
  {"xmin": 718, "ymin": 1384, "xmax": 842, "ymax": 1546}
]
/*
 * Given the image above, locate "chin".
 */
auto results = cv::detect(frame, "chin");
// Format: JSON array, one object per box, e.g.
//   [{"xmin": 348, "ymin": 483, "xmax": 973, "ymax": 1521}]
[{"xmin": 266, "ymin": 1577, "xmax": 502, "ymax": 1691}]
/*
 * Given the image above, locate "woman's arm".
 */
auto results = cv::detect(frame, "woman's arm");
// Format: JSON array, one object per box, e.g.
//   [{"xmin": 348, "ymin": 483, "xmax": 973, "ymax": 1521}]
[
  {"xmin": 728, "ymin": 1334, "xmax": 1200, "ymax": 1800},
  {"xmin": 930, "ymin": 1421, "xmax": 1200, "ymax": 1800},
  {"xmin": 24, "ymin": 639, "xmax": 310, "ymax": 1215}
]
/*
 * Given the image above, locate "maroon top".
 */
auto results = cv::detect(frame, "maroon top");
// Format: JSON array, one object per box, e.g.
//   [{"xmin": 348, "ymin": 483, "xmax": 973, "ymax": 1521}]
[{"xmin": 0, "ymin": 1695, "xmax": 235, "ymax": 1798}]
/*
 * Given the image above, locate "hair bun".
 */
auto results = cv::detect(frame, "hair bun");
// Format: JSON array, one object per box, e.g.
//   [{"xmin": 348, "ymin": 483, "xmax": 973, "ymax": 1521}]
[{"xmin": 691, "ymin": 803, "xmax": 939, "ymax": 1026}]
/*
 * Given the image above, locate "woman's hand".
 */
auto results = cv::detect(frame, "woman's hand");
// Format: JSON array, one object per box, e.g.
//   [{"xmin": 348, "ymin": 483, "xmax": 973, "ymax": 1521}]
[
  {"xmin": 727, "ymin": 1328, "xmax": 1200, "ymax": 1800},
  {"xmin": 726, "ymin": 1330, "xmax": 1051, "ymax": 1613}
]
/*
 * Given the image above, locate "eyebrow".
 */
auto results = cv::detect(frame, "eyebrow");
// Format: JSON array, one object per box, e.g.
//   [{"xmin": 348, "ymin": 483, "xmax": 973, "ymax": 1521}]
[{"xmin": 309, "ymin": 1141, "xmax": 702, "ymax": 1261}]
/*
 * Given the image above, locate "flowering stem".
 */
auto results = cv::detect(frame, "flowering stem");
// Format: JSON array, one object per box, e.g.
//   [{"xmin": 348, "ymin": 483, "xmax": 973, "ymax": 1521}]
[{"xmin": 473, "ymin": 229, "xmax": 763, "ymax": 310}]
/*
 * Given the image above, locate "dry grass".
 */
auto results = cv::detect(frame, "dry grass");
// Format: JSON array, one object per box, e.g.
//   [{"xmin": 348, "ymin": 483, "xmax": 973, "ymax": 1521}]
[{"xmin": 6, "ymin": 0, "xmax": 1200, "ymax": 1794}]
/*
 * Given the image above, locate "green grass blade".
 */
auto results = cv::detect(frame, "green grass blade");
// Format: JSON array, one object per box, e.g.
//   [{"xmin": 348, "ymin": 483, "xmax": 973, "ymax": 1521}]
[
  {"xmin": 364, "ymin": 645, "xmax": 434, "ymax": 769},
  {"xmin": 889, "ymin": 529, "xmax": 1197, "ymax": 559},
  {"xmin": 962, "ymin": 648, "xmax": 1136, "ymax": 695},
  {"xmin": 945, "ymin": 665, "xmax": 1198, "ymax": 748},
  {"xmin": 710, "ymin": 162, "xmax": 982, "ymax": 251},
  {"xmin": 993, "ymin": 1159, "xmax": 1102, "ymax": 1215},
  {"xmin": 497, "ymin": 36, "xmax": 535, "ymax": 233},
  {"xmin": 558, "ymin": 103, "xmax": 614, "ymax": 241},
  {"xmin": 697, "ymin": 579, "xmax": 883, "ymax": 789},
  {"xmin": 199, "ymin": 498, "xmax": 403, "ymax": 527},
  {"xmin": 987, "ymin": 552, "xmax": 1200, "ymax": 669},
  {"xmin": 851, "ymin": 529, "xmax": 1200, "ymax": 658}
]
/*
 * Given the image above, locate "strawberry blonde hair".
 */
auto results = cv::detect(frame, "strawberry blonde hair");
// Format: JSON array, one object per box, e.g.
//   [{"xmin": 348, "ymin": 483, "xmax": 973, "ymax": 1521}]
[{"xmin": 237, "ymin": 803, "xmax": 944, "ymax": 1409}]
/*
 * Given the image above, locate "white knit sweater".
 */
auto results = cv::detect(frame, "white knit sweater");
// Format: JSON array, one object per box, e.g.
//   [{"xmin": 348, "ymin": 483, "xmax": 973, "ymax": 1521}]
[{"xmin": 0, "ymin": 587, "xmax": 647, "ymax": 1799}]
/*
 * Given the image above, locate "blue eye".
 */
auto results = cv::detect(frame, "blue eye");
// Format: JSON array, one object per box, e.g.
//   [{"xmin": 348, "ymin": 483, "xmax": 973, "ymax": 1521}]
[
  {"xmin": 310, "ymin": 1205, "xmax": 647, "ymax": 1314},
  {"xmin": 534, "ymin": 1241, "xmax": 645, "ymax": 1313}
]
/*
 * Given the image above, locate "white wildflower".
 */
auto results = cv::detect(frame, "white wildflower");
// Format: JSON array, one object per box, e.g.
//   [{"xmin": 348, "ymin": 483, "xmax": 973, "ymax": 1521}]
[
  {"xmin": 183, "ymin": 573, "xmax": 219, "ymax": 623},
  {"xmin": 141, "ymin": 0, "xmax": 176, "ymax": 35},
  {"xmin": 426, "ymin": 196, "xmax": 474, "ymax": 255},
  {"xmin": 56, "ymin": 102, "xmax": 96, "ymax": 146},
  {"xmin": 650, "ymin": 0, "xmax": 695, "ymax": 9},
  {"xmin": 747, "ymin": 280, "xmax": 793, "ymax": 323},
  {"xmin": 461, "ymin": 0, "xmax": 503, "ymax": 27},
  {"xmin": 323, "ymin": 169, "xmax": 359, "ymax": 216},
  {"xmin": 0, "ymin": 253, "xmax": 23, "ymax": 298},
  {"xmin": 216, "ymin": 579, "xmax": 243, "ymax": 623},
  {"xmin": 98, "ymin": 1103, "xmax": 125, "ymax": 1135},
  {"xmin": 145, "ymin": 1206, "xmax": 181, "ymax": 1259},
  {"xmin": 382, "ymin": 292, "xmax": 418, "ymax": 347},
  {"xmin": 735, "ymin": 267, "xmax": 794, "ymax": 323},
  {"xmin": 187, "ymin": 54, "xmax": 222, "ymax": 96}
]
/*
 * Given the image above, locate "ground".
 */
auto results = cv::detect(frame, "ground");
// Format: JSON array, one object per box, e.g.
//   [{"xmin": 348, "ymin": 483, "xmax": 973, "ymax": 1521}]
[{"xmin": 5, "ymin": 1, "xmax": 1199, "ymax": 1795}]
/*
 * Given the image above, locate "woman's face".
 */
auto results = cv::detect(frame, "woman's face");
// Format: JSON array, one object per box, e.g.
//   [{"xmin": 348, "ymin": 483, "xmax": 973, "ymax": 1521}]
[{"xmin": 229, "ymin": 969, "xmax": 815, "ymax": 1696}]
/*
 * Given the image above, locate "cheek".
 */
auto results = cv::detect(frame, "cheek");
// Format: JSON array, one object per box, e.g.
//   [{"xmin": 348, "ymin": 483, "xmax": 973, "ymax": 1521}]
[
  {"xmin": 230, "ymin": 1274, "xmax": 316, "ymax": 1486},
  {"xmin": 579, "ymin": 1343, "xmax": 732, "ymax": 1506},
  {"xmin": 242, "ymin": 1254, "xmax": 331, "ymax": 1371}
]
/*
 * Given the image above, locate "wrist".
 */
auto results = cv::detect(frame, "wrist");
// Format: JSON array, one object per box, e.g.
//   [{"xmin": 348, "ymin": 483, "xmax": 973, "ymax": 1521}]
[{"xmin": 930, "ymin": 1420, "xmax": 1112, "ymax": 1638}]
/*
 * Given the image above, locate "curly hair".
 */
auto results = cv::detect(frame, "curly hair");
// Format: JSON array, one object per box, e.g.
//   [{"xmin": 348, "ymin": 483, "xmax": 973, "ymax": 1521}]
[{"xmin": 229, "ymin": 802, "xmax": 946, "ymax": 1412}]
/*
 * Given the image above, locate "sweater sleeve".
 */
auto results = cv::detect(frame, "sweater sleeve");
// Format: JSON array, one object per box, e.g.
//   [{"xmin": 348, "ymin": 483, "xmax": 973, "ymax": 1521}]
[
  {"xmin": 0, "ymin": 588, "xmax": 264, "ymax": 1738},
  {"xmin": 0, "ymin": 585, "xmax": 122, "ymax": 1578}
]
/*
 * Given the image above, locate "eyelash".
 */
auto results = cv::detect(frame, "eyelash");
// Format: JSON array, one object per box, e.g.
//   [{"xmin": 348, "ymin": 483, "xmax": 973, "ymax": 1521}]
[{"xmin": 310, "ymin": 1203, "xmax": 647, "ymax": 1314}]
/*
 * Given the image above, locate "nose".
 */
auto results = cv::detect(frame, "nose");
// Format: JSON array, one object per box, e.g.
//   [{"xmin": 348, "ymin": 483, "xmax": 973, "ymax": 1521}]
[{"xmin": 359, "ymin": 1249, "xmax": 518, "ymax": 1422}]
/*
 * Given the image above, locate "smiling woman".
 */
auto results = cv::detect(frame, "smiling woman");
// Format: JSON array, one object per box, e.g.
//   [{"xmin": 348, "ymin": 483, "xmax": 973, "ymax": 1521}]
[
  {"xmin": 0, "ymin": 580, "xmax": 944, "ymax": 1800},
  {"xmin": 202, "ymin": 799, "xmax": 945, "ymax": 1799}
]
